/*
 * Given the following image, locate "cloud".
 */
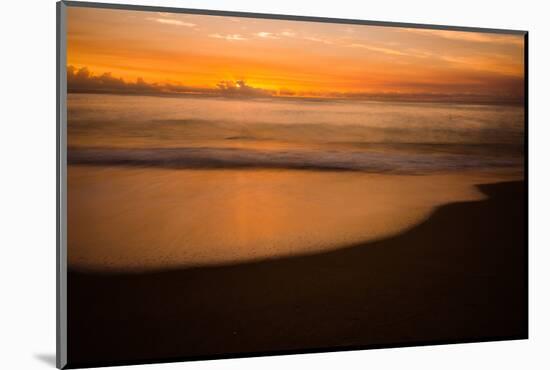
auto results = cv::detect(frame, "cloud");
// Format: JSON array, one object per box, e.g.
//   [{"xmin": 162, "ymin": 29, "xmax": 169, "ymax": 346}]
[
  {"xmin": 302, "ymin": 36, "xmax": 333, "ymax": 45},
  {"xmin": 347, "ymin": 43, "xmax": 408, "ymax": 56},
  {"xmin": 255, "ymin": 32, "xmax": 279, "ymax": 39},
  {"xmin": 147, "ymin": 17, "xmax": 195, "ymax": 27},
  {"xmin": 66, "ymin": 66, "xmax": 216, "ymax": 96},
  {"xmin": 68, "ymin": 66, "xmax": 130, "ymax": 91},
  {"xmin": 67, "ymin": 66, "xmax": 273, "ymax": 98},
  {"xmin": 403, "ymin": 28, "xmax": 524, "ymax": 46},
  {"xmin": 209, "ymin": 33, "xmax": 247, "ymax": 41},
  {"xmin": 280, "ymin": 31, "xmax": 296, "ymax": 37},
  {"xmin": 277, "ymin": 88, "xmax": 296, "ymax": 96},
  {"xmin": 215, "ymin": 80, "xmax": 272, "ymax": 97},
  {"xmin": 404, "ymin": 48, "xmax": 436, "ymax": 59},
  {"xmin": 67, "ymin": 66, "xmax": 523, "ymax": 104},
  {"xmin": 252, "ymin": 30, "xmax": 298, "ymax": 40}
]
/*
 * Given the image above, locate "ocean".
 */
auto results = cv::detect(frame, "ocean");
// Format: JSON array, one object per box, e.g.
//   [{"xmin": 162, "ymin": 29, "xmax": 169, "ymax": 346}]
[
  {"xmin": 67, "ymin": 93, "xmax": 524, "ymax": 174},
  {"xmin": 67, "ymin": 93, "xmax": 524, "ymax": 271}
]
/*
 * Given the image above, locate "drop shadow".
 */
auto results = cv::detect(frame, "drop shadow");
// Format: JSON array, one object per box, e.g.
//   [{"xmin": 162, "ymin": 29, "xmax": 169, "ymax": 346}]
[{"xmin": 34, "ymin": 353, "xmax": 56, "ymax": 367}]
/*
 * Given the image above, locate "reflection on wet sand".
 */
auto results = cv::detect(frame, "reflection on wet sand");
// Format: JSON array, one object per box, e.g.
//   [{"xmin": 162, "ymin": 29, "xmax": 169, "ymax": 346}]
[{"xmin": 68, "ymin": 166, "xmax": 521, "ymax": 271}]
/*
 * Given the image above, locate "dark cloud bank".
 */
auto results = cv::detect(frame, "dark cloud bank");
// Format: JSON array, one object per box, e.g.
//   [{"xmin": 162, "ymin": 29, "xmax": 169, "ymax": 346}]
[
  {"xmin": 67, "ymin": 66, "xmax": 524, "ymax": 105},
  {"xmin": 67, "ymin": 66, "xmax": 272, "ymax": 98}
]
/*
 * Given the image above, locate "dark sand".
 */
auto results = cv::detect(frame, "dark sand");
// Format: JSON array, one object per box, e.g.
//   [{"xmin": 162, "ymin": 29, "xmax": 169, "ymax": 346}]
[{"xmin": 67, "ymin": 181, "xmax": 526, "ymax": 368}]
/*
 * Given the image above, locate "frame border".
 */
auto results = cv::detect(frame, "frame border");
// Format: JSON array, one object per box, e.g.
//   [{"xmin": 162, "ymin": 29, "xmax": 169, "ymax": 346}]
[
  {"xmin": 61, "ymin": 0, "xmax": 527, "ymax": 34},
  {"xmin": 56, "ymin": 1, "xmax": 68, "ymax": 369},
  {"xmin": 56, "ymin": 1, "xmax": 529, "ymax": 369}
]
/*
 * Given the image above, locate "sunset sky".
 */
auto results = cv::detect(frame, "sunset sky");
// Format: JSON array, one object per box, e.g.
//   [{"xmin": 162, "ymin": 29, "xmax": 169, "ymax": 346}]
[{"xmin": 66, "ymin": 7, "xmax": 525, "ymax": 102}]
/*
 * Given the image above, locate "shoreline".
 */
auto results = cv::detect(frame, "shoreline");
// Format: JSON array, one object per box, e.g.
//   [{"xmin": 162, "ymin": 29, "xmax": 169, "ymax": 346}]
[
  {"xmin": 67, "ymin": 167, "xmax": 521, "ymax": 272},
  {"xmin": 67, "ymin": 180, "xmax": 527, "ymax": 366}
]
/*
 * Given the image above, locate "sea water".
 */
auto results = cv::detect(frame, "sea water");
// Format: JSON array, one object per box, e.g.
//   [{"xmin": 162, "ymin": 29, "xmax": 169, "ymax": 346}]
[{"xmin": 67, "ymin": 94, "xmax": 524, "ymax": 271}]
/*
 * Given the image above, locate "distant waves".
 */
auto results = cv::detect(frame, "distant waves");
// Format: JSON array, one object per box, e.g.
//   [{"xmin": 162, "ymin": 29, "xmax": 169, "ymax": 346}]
[{"xmin": 68, "ymin": 146, "xmax": 523, "ymax": 174}]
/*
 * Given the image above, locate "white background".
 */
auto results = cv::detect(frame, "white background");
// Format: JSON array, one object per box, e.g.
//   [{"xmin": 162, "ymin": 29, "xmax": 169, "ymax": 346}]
[{"xmin": 1, "ymin": 0, "xmax": 548, "ymax": 369}]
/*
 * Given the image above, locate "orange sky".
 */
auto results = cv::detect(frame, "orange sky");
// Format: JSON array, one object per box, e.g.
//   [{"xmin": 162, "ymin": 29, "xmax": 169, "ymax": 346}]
[{"xmin": 66, "ymin": 7, "xmax": 525, "ymax": 101}]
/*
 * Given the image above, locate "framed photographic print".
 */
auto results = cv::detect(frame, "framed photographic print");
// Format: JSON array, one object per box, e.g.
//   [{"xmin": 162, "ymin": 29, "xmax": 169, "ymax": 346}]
[{"xmin": 56, "ymin": 1, "xmax": 528, "ymax": 368}]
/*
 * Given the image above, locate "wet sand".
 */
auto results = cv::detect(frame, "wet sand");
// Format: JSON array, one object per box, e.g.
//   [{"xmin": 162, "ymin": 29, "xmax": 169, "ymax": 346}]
[
  {"xmin": 67, "ymin": 166, "xmax": 520, "ymax": 271},
  {"xmin": 67, "ymin": 180, "xmax": 527, "ymax": 367}
]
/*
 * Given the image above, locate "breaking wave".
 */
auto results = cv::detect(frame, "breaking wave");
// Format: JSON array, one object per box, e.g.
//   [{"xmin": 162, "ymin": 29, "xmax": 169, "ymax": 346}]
[{"xmin": 68, "ymin": 146, "xmax": 523, "ymax": 174}]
